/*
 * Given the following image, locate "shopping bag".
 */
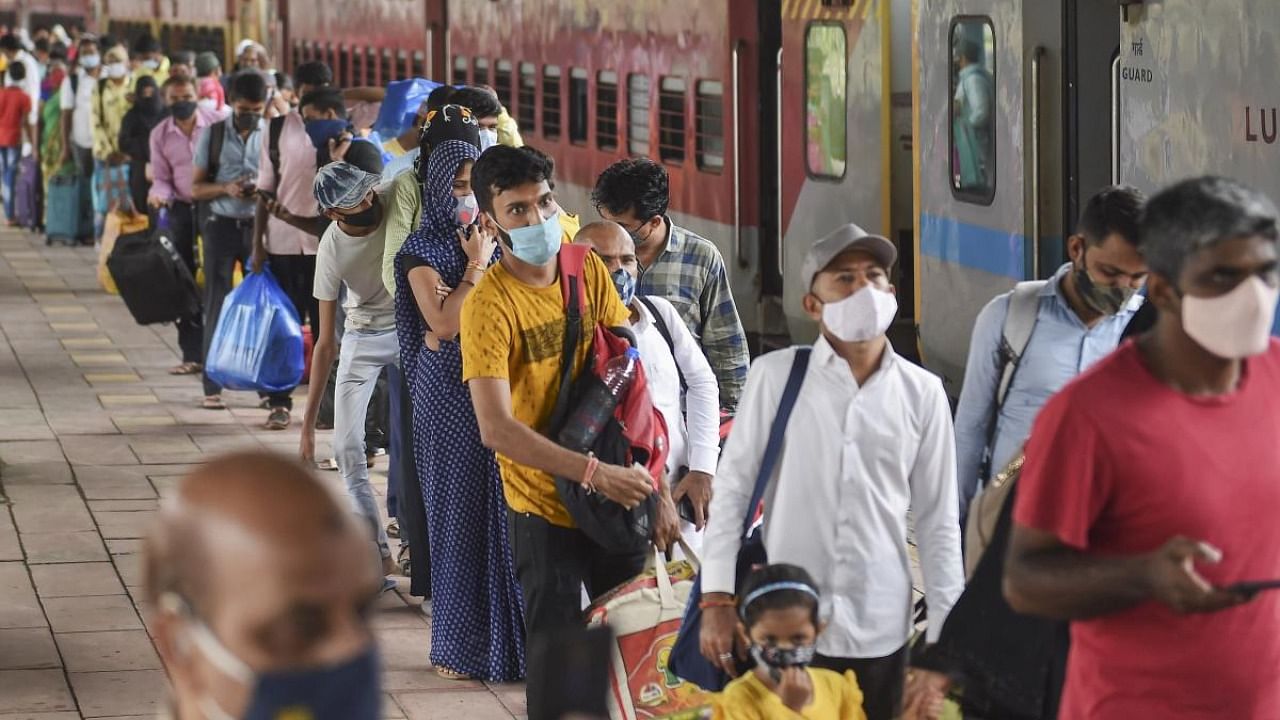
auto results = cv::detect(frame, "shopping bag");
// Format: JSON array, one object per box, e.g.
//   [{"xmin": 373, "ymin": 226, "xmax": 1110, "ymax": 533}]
[
  {"xmin": 96, "ymin": 210, "xmax": 150, "ymax": 295},
  {"xmin": 204, "ymin": 269, "xmax": 305, "ymax": 393},
  {"xmin": 586, "ymin": 542, "xmax": 713, "ymax": 720},
  {"xmin": 372, "ymin": 78, "xmax": 440, "ymax": 139}
]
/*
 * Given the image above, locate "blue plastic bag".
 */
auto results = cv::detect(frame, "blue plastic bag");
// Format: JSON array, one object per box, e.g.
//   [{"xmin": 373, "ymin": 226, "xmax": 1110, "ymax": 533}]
[
  {"xmin": 205, "ymin": 270, "xmax": 305, "ymax": 393},
  {"xmin": 372, "ymin": 78, "xmax": 441, "ymax": 140}
]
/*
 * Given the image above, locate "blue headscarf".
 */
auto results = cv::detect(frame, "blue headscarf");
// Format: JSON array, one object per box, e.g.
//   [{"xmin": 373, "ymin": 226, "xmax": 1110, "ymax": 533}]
[{"xmin": 394, "ymin": 139, "xmax": 484, "ymax": 376}]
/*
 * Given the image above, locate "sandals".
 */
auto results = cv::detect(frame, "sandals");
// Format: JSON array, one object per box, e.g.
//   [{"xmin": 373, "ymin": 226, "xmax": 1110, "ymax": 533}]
[
  {"xmin": 201, "ymin": 395, "xmax": 226, "ymax": 410},
  {"xmin": 315, "ymin": 458, "xmax": 339, "ymax": 471},
  {"xmin": 435, "ymin": 666, "xmax": 472, "ymax": 681},
  {"xmin": 264, "ymin": 407, "xmax": 291, "ymax": 430},
  {"xmin": 169, "ymin": 362, "xmax": 202, "ymax": 375}
]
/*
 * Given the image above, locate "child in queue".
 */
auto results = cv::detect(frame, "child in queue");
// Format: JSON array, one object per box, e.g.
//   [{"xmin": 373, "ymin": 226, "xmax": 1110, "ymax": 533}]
[{"xmin": 714, "ymin": 564, "xmax": 868, "ymax": 719}]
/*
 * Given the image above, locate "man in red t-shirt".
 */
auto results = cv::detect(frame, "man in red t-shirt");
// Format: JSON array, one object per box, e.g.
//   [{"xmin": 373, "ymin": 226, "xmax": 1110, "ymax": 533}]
[
  {"xmin": 0, "ymin": 60, "xmax": 34, "ymax": 224},
  {"xmin": 1005, "ymin": 176, "xmax": 1280, "ymax": 719}
]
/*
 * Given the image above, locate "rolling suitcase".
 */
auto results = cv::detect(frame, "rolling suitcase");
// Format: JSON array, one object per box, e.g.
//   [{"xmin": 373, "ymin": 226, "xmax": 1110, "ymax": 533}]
[
  {"xmin": 12, "ymin": 155, "xmax": 41, "ymax": 230},
  {"xmin": 45, "ymin": 172, "xmax": 93, "ymax": 243},
  {"xmin": 106, "ymin": 217, "xmax": 201, "ymax": 326}
]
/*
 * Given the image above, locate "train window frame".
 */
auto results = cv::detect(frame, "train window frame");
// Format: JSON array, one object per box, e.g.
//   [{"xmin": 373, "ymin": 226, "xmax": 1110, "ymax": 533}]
[
  {"xmin": 474, "ymin": 57, "xmax": 490, "ymax": 88},
  {"xmin": 336, "ymin": 44, "xmax": 350, "ymax": 88},
  {"xmin": 948, "ymin": 15, "xmax": 998, "ymax": 206},
  {"xmin": 543, "ymin": 65, "xmax": 563, "ymax": 141},
  {"xmin": 597, "ymin": 70, "xmax": 620, "ymax": 153},
  {"xmin": 657, "ymin": 76, "xmax": 687, "ymax": 166},
  {"xmin": 361, "ymin": 47, "xmax": 374, "ymax": 86},
  {"xmin": 495, "ymin": 60, "xmax": 514, "ymax": 110},
  {"xmin": 627, "ymin": 74, "xmax": 651, "ymax": 157},
  {"xmin": 453, "ymin": 56, "xmax": 468, "ymax": 85},
  {"xmin": 412, "ymin": 51, "xmax": 426, "ymax": 79},
  {"xmin": 382, "ymin": 48, "xmax": 396, "ymax": 85},
  {"xmin": 695, "ymin": 79, "xmax": 725, "ymax": 174},
  {"xmin": 803, "ymin": 21, "xmax": 848, "ymax": 181},
  {"xmin": 398, "ymin": 49, "xmax": 409, "ymax": 80},
  {"xmin": 518, "ymin": 62, "xmax": 537, "ymax": 134},
  {"xmin": 569, "ymin": 67, "xmax": 590, "ymax": 146}
]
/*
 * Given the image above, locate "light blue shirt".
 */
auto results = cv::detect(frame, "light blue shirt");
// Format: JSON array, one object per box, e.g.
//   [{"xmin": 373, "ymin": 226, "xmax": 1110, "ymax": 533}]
[
  {"xmin": 953, "ymin": 263, "xmax": 1142, "ymax": 519},
  {"xmin": 381, "ymin": 146, "xmax": 418, "ymax": 183},
  {"xmin": 193, "ymin": 115, "xmax": 263, "ymax": 220}
]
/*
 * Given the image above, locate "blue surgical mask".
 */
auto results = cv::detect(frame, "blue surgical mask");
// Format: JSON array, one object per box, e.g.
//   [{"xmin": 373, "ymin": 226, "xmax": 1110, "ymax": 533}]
[
  {"xmin": 495, "ymin": 210, "xmax": 562, "ymax": 266},
  {"xmin": 171, "ymin": 594, "xmax": 382, "ymax": 720},
  {"xmin": 611, "ymin": 267, "xmax": 636, "ymax": 305},
  {"xmin": 304, "ymin": 118, "xmax": 349, "ymax": 150},
  {"xmin": 79, "ymin": 54, "xmax": 100, "ymax": 70}
]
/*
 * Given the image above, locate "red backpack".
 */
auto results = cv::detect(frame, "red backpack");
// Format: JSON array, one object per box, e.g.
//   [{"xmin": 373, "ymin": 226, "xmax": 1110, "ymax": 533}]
[{"xmin": 547, "ymin": 244, "xmax": 669, "ymax": 552}]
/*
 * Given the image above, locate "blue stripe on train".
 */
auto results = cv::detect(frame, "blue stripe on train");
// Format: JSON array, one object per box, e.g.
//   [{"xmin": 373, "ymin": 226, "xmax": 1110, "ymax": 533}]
[{"xmin": 920, "ymin": 214, "xmax": 1027, "ymax": 281}]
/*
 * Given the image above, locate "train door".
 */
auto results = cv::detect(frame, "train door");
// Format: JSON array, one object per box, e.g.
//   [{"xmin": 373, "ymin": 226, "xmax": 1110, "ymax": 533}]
[
  {"xmin": 777, "ymin": 0, "xmax": 893, "ymax": 345},
  {"xmin": 916, "ymin": 0, "xmax": 1025, "ymax": 391}
]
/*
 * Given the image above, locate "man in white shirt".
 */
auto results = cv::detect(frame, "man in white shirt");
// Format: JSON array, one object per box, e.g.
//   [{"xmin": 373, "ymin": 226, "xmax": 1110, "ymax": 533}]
[
  {"xmin": 575, "ymin": 222, "xmax": 720, "ymax": 551},
  {"xmin": 298, "ymin": 162, "xmax": 400, "ymax": 586},
  {"xmin": 59, "ymin": 35, "xmax": 99, "ymax": 181},
  {"xmin": 698, "ymin": 224, "xmax": 964, "ymax": 720}
]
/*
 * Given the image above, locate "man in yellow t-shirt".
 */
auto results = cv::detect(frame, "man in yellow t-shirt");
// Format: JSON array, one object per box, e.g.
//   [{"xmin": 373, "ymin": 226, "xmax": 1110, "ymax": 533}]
[{"xmin": 461, "ymin": 145, "xmax": 663, "ymax": 713}]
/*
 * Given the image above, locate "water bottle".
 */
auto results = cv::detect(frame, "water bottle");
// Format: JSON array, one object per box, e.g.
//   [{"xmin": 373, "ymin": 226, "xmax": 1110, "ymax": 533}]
[{"xmin": 558, "ymin": 347, "xmax": 641, "ymax": 451}]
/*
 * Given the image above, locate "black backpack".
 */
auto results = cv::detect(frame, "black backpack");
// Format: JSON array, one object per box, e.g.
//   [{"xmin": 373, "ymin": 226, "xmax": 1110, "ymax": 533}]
[{"xmin": 107, "ymin": 220, "xmax": 201, "ymax": 326}]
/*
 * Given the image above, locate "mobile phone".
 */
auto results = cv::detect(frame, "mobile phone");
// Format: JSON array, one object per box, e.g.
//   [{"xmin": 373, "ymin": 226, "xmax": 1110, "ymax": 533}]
[
  {"xmin": 1226, "ymin": 579, "xmax": 1280, "ymax": 596},
  {"xmin": 256, "ymin": 188, "xmax": 277, "ymax": 202},
  {"xmin": 674, "ymin": 466, "xmax": 697, "ymax": 524}
]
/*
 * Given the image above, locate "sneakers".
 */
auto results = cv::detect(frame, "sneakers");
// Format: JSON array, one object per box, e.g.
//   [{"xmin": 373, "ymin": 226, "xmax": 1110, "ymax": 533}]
[{"xmin": 264, "ymin": 407, "xmax": 291, "ymax": 430}]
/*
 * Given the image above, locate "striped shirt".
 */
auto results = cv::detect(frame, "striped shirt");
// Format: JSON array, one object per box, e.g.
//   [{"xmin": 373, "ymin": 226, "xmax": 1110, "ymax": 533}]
[{"xmin": 636, "ymin": 219, "xmax": 749, "ymax": 411}]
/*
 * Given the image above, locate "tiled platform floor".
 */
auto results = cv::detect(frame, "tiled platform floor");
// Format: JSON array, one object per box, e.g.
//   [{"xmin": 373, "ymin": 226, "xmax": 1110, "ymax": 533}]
[{"xmin": 0, "ymin": 228, "xmax": 525, "ymax": 719}]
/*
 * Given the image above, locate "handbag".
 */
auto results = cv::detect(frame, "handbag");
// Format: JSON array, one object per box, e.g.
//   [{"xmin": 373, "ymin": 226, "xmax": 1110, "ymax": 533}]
[
  {"xmin": 964, "ymin": 452, "xmax": 1024, "ymax": 579},
  {"xmin": 667, "ymin": 347, "xmax": 811, "ymax": 691}
]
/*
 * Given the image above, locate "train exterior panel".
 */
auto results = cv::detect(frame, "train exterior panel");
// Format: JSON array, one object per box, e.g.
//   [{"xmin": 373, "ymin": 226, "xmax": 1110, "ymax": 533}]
[
  {"xmin": 1121, "ymin": 0, "xmax": 1280, "ymax": 334},
  {"xmin": 284, "ymin": 0, "xmax": 429, "ymax": 83}
]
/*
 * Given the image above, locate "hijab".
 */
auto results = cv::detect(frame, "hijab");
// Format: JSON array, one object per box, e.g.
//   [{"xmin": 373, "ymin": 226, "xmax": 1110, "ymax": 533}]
[
  {"xmin": 130, "ymin": 75, "xmax": 164, "ymax": 127},
  {"xmin": 393, "ymin": 139, "xmax": 483, "ymax": 375}
]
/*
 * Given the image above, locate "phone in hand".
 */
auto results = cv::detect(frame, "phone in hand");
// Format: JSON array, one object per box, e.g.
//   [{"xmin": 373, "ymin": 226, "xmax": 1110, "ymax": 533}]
[
  {"xmin": 1225, "ymin": 579, "xmax": 1280, "ymax": 597},
  {"xmin": 256, "ymin": 188, "xmax": 277, "ymax": 202},
  {"xmin": 674, "ymin": 465, "xmax": 697, "ymax": 524}
]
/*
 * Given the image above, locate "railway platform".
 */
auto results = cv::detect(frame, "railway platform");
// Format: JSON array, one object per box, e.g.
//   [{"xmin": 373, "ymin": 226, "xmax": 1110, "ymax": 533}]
[{"xmin": 0, "ymin": 227, "xmax": 526, "ymax": 719}]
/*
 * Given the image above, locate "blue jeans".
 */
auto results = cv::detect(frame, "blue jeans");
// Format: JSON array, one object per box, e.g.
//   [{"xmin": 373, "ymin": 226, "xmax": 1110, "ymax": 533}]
[{"xmin": 0, "ymin": 146, "xmax": 20, "ymax": 221}]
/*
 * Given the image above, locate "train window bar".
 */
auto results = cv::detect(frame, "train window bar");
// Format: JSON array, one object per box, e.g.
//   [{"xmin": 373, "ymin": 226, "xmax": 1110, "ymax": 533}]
[
  {"xmin": 453, "ymin": 55, "xmax": 469, "ymax": 85},
  {"xmin": 543, "ymin": 65, "xmax": 563, "ymax": 140},
  {"xmin": 658, "ymin": 76, "xmax": 687, "ymax": 166},
  {"xmin": 695, "ymin": 80, "xmax": 725, "ymax": 173},
  {"xmin": 474, "ymin": 57, "xmax": 490, "ymax": 88},
  {"xmin": 627, "ymin": 74, "xmax": 652, "ymax": 157},
  {"xmin": 948, "ymin": 16, "xmax": 997, "ymax": 205},
  {"xmin": 382, "ymin": 48, "xmax": 395, "ymax": 85},
  {"xmin": 495, "ymin": 60, "xmax": 514, "ymax": 110},
  {"xmin": 569, "ymin": 68, "xmax": 589, "ymax": 145},
  {"xmin": 597, "ymin": 71, "xmax": 620, "ymax": 153},
  {"xmin": 804, "ymin": 22, "xmax": 848, "ymax": 180},
  {"xmin": 412, "ymin": 51, "xmax": 426, "ymax": 79},
  {"xmin": 518, "ymin": 62, "xmax": 538, "ymax": 134}
]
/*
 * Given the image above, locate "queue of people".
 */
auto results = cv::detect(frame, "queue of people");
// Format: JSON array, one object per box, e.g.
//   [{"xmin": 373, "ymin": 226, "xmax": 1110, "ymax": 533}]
[{"xmin": 8, "ymin": 25, "xmax": 1275, "ymax": 720}]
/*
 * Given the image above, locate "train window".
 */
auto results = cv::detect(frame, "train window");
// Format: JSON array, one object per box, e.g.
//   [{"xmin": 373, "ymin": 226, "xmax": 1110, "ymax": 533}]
[
  {"xmin": 336, "ymin": 45, "xmax": 350, "ymax": 87},
  {"xmin": 518, "ymin": 63, "xmax": 537, "ymax": 133},
  {"xmin": 398, "ymin": 50, "xmax": 409, "ymax": 81},
  {"xmin": 382, "ymin": 49, "xmax": 396, "ymax": 85},
  {"xmin": 805, "ymin": 23, "xmax": 847, "ymax": 179},
  {"xmin": 695, "ymin": 80, "xmax": 725, "ymax": 173},
  {"xmin": 453, "ymin": 56, "xmax": 468, "ymax": 85},
  {"xmin": 597, "ymin": 71, "xmax": 619, "ymax": 152},
  {"xmin": 658, "ymin": 76, "xmax": 687, "ymax": 166},
  {"xmin": 495, "ymin": 60, "xmax": 513, "ymax": 110},
  {"xmin": 628, "ymin": 74, "xmax": 651, "ymax": 156},
  {"xmin": 543, "ymin": 65, "xmax": 563, "ymax": 140},
  {"xmin": 474, "ymin": 57, "xmax": 490, "ymax": 88},
  {"xmin": 569, "ymin": 68, "xmax": 589, "ymax": 145},
  {"xmin": 950, "ymin": 18, "xmax": 996, "ymax": 202},
  {"xmin": 291, "ymin": 42, "xmax": 302, "ymax": 73},
  {"xmin": 412, "ymin": 51, "xmax": 426, "ymax": 79}
]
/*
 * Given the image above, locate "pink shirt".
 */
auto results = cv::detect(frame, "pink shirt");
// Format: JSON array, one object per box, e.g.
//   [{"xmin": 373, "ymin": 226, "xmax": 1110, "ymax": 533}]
[
  {"xmin": 148, "ymin": 106, "xmax": 227, "ymax": 204},
  {"xmin": 258, "ymin": 112, "xmax": 319, "ymax": 255}
]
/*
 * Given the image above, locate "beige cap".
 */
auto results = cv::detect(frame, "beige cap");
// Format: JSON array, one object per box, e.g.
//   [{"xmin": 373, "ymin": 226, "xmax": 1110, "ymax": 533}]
[{"xmin": 800, "ymin": 223, "xmax": 898, "ymax": 290}]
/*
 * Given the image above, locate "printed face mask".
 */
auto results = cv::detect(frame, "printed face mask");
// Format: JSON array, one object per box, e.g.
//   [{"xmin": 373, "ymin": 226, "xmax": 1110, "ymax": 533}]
[
  {"xmin": 750, "ymin": 643, "xmax": 818, "ymax": 683},
  {"xmin": 611, "ymin": 266, "xmax": 636, "ymax": 305},
  {"xmin": 820, "ymin": 285, "xmax": 898, "ymax": 342},
  {"xmin": 1181, "ymin": 274, "xmax": 1280, "ymax": 359},
  {"xmin": 495, "ymin": 210, "xmax": 562, "ymax": 266},
  {"xmin": 1075, "ymin": 249, "xmax": 1137, "ymax": 316},
  {"xmin": 454, "ymin": 193, "xmax": 479, "ymax": 226}
]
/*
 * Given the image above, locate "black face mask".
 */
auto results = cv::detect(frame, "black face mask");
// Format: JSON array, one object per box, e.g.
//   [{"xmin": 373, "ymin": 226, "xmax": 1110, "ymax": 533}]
[
  {"xmin": 234, "ymin": 111, "xmax": 262, "ymax": 132},
  {"xmin": 170, "ymin": 100, "xmax": 197, "ymax": 121},
  {"xmin": 337, "ymin": 195, "xmax": 381, "ymax": 229}
]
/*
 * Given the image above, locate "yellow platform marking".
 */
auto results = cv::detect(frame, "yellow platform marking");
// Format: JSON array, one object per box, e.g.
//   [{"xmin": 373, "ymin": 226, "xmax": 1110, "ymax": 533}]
[
  {"xmin": 50, "ymin": 322, "xmax": 99, "ymax": 332},
  {"xmin": 61, "ymin": 337, "xmax": 113, "ymax": 349},
  {"xmin": 71, "ymin": 352, "xmax": 128, "ymax": 367},
  {"xmin": 43, "ymin": 306, "xmax": 89, "ymax": 315},
  {"xmin": 83, "ymin": 372, "xmax": 140, "ymax": 384}
]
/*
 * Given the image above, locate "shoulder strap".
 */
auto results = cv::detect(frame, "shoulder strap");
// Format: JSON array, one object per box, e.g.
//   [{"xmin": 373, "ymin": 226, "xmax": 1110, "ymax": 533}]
[
  {"xmin": 638, "ymin": 295, "xmax": 687, "ymax": 392},
  {"xmin": 547, "ymin": 244, "xmax": 591, "ymax": 435},
  {"xmin": 70, "ymin": 72, "xmax": 78, "ymax": 94},
  {"xmin": 741, "ymin": 348, "xmax": 811, "ymax": 538},
  {"xmin": 268, "ymin": 115, "xmax": 285, "ymax": 179},
  {"xmin": 995, "ymin": 281, "xmax": 1047, "ymax": 408},
  {"xmin": 206, "ymin": 120, "xmax": 225, "ymax": 180}
]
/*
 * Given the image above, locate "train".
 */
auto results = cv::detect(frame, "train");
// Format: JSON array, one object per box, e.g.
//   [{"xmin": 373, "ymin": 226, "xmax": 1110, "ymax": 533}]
[{"xmin": 0, "ymin": 0, "xmax": 1270, "ymax": 394}]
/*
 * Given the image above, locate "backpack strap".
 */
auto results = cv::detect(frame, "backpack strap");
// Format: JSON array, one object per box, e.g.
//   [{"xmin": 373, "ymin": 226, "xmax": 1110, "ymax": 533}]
[
  {"xmin": 740, "ymin": 347, "xmax": 811, "ymax": 538},
  {"xmin": 206, "ymin": 120, "xmax": 225, "ymax": 180},
  {"xmin": 995, "ymin": 281, "xmax": 1047, "ymax": 408},
  {"xmin": 638, "ymin": 295, "xmax": 687, "ymax": 393},
  {"xmin": 268, "ymin": 114, "xmax": 285, "ymax": 179},
  {"xmin": 70, "ymin": 72, "xmax": 78, "ymax": 95},
  {"xmin": 547, "ymin": 244, "xmax": 591, "ymax": 435}
]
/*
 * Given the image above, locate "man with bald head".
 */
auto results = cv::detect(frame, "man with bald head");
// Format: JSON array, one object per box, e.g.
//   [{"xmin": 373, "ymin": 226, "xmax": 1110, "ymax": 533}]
[
  {"xmin": 144, "ymin": 450, "xmax": 383, "ymax": 720},
  {"xmin": 576, "ymin": 221, "xmax": 719, "ymax": 552}
]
